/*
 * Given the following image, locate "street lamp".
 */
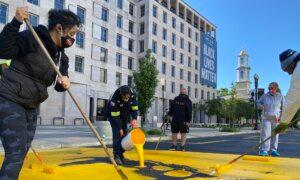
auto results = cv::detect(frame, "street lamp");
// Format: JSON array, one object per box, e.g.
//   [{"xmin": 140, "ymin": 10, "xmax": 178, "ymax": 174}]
[
  {"xmin": 254, "ymin": 74, "xmax": 259, "ymax": 130},
  {"xmin": 160, "ymin": 78, "xmax": 166, "ymax": 123}
]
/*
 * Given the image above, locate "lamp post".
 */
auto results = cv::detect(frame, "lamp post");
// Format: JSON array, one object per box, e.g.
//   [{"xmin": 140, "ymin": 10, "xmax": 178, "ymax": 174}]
[
  {"xmin": 160, "ymin": 78, "xmax": 166, "ymax": 125},
  {"xmin": 254, "ymin": 74, "xmax": 259, "ymax": 130}
]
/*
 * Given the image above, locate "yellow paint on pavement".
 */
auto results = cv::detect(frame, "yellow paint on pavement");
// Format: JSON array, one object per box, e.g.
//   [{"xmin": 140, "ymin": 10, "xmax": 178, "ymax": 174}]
[
  {"xmin": 0, "ymin": 147, "xmax": 298, "ymax": 179},
  {"xmin": 164, "ymin": 169, "xmax": 193, "ymax": 177}
]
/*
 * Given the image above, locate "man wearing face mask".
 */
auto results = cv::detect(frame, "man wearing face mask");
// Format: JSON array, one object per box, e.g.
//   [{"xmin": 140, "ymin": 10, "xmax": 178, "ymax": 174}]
[
  {"xmin": 107, "ymin": 85, "xmax": 139, "ymax": 165},
  {"xmin": 257, "ymin": 82, "xmax": 284, "ymax": 156},
  {"xmin": 0, "ymin": 7, "xmax": 80, "ymax": 179},
  {"xmin": 273, "ymin": 50, "xmax": 300, "ymax": 134}
]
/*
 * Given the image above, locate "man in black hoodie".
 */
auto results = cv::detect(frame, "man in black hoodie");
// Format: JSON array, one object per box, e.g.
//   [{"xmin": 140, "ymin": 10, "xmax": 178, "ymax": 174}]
[
  {"xmin": 169, "ymin": 88, "xmax": 192, "ymax": 151},
  {"xmin": 0, "ymin": 7, "xmax": 80, "ymax": 179}
]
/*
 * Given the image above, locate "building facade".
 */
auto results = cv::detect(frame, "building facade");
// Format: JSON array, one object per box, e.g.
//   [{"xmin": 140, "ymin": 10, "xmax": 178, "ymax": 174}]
[
  {"xmin": 236, "ymin": 50, "xmax": 251, "ymax": 100},
  {"xmin": 0, "ymin": 0, "xmax": 217, "ymax": 125}
]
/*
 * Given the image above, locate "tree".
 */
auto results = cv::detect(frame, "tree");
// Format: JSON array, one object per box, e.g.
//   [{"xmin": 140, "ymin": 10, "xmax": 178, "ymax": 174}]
[
  {"xmin": 205, "ymin": 99, "xmax": 222, "ymax": 123},
  {"xmin": 133, "ymin": 50, "xmax": 159, "ymax": 126},
  {"xmin": 217, "ymin": 88, "xmax": 230, "ymax": 97}
]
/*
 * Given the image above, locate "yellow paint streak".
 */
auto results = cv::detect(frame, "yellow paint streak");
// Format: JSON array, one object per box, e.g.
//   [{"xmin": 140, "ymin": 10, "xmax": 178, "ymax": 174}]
[
  {"xmin": 164, "ymin": 169, "xmax": 193, "ymax": 177},
  {"xmin": 135, "ymin": 144, "xmax": 145, "ymax": 168},
  {"xmin": 152, "ymin": 165, "xmax": 173, "ymax": 171}
]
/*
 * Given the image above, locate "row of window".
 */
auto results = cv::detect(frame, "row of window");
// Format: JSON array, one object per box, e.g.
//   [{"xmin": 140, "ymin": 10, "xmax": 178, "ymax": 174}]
[{"xmin": 162, "ymin": 65, "xmax": 199, "ymax": 83}]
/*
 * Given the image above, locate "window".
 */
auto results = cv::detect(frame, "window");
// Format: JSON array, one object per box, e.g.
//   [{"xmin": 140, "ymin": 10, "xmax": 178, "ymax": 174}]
[
  {"xmin": 128, "ymin": 57, "xmax": 133, "ymax": 70},
  {"xmin": 55, "ymin": 0, "xmax": 64, "ymax": 10},
  {"xmin": 75, "ymin": 56, "xmax": 84, "ymax": 73},
  {"xmin": 128, "ymin": 76, "xmax": 133, "ymax": 87},
  {"xmin": 171, "ymin": 82, "xmax": 175, "ymax": 93},
  {"xmin": 180, "ymin": 69, "xmax": 184, "ymax": 79},
  {"xmin": 28, "ymin": 13, "xmax": 39, "ymax": 27},
  {"xmin": 76, "ymin": 31, "xmax": 84, "ymax": 48},
  {"xmin": 116, "ymin": 53, "xmax": 122, "ymax": 67},
  {"xmin": 117, "ymin": 15, "xmax": 123, "ymax": 28},
  {"xmin": 153, "ymin": 5, "xmax": 157, "ymax": 18},
  {"xmin": 207, "ymin": 91, "xmax": 210, "ymax": 100},
  {"xmin": 162, "ymin": 28, "xmax": 167, "ymax": 40},
  {"xmin": 162, "ymin": 45, "xmax": 167, "ymax": 58},
  {"xmin": 213, "ymin": 93, "xmax": 216, "ymax": 99},
  {"xmin": 129, "ymin": 21, "xmax": 134, "ymax": 34},
  {"xmin": 171, "ymin": 65, "xmax": 175, "ymax": 77},
  {"xmin": 180, "ymin": 84, "xmax": 183, "ymax": 91},
  {"xmin": 140, "ymin": 5, "xmax": 145, "ymax": 17},
  {"xmin": 28, "ymin": 0, "xmax": 39, "ymax": 6},
  {"xmin": 128, "ymin": 39, "xmax": 134, "ymax": 52},
  {"xmin": 180, "ymin": 23, "xmax": 184, "ymax": 33},
  {"xmin": 195, "ymin": 60, "xmax": 198, "ymax": 70},
  {"xmin": 201, "ymin": 90, "xmax": 204, "ymax": 99},
  {"xmin": 77, "ymin": 6, "xmax": 85, "ymax": 24},
  {"xmin": 180, "ymin": 38, "xmax": 184, "ymax": 49},
  {"xmin": 195, "ymin": 74, "xmax": 198, "ymax": 83},
  {"xmin": 152, "ymin": 40, "xmax": 157, "ymax": 54},
  {"xmin": 188, "ymin": 86, "xmax": 191, "ymax": 97},
  {"xmin": 163, "ymin": 11, "xmax": 167, "ymax": 23},
  {"xmin": 188, "ymin": 42, "xmax": 192, "ymax": 53},
  {"xmin": 0, "ymin": 2, "xmax": 8, "ymax": 24},
  {"xmin": 162, "ymin": 62, "xmax": 166, "ymax": 74},
  {"xmin": 100, "ymin": 47, "xmax": 107, "ymax": 62},
  {"xmin": 116, "ymin": 34, "xmax": 122, "ymax": 48},
  {"xmin": 152, "ymin": 22, "xmax": 157, "ymax": 35},
  {"xmin": 195, "ymin": 88, "xmax": 198, "ymax": 98},
  {"xmin": 195, "ymin": 32, "xmax": 199, "ymax": 42},
  {"xmin": 101, "ymin": 7, "xmax": 109, "ymax": 21},
  {"xmin": 140, "ymin": 22, "xmax": 145, "ymax": 35},
  {"xmin": 188, "ymin": 72, "xmax": 191, "ymax": 82},
  {"xmin": 116, "ymin": 72, "xmax": 122, "ymax": 86},
  {"xmin": 117, "ymin": 0, "xmax": 123, "ymax": 9},
  {"xmin": 240, "ymin": 71, "xmax": 244, "ymax": 79},
  {"xmin": 172, "ymin": 17, "xmax": 176, "ymax": 28},
  {"xmin": 129, "ymin": 3, "xmax": 134, "ymax": 16},
  {"xmin": 139, "ymin": 40, "xmax": 144, "ymax": 53},
  {"xmin": 100, "ymin": 68, "xmax": 107, "ymax": 83},
  {"xmin": 188, "ymin": 28, "xmax": 192, "ymax": 38},
  {"xmin": 172, "ymin": 33, "xmax": 176, "ymax": 45},
  {"xmin": 171, "ymin": 49, "xmax": 176, "ymax": 61},
  {"xmin": 180, "ymin": 53, "xmax": 184, "ymax": 64},
  {"xmin": 195, "ymin": 46, "xmax": 199, "ymax": 56},
  {"xmin": 188, "ymin": 57, "xmax": 192, "ymax": 67},
  {"xmin": 101, "ymin": 27, "xmax": 108, "ymax": 42}
]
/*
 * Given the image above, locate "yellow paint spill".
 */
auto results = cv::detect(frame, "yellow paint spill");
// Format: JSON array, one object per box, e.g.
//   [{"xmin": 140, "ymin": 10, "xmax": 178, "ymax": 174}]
[
  {"xmin": 28, "ymin": 163, "xmax": 38, "ymax": 171},
  {"xmin": 164, "ymin": 169, "xmax": 193, "ymax": 177},
  {"xmin": 242, "ymin": 155, "xmax": 270, "ymax": 162},
  {"xmin": 152, "ymin": 165, "xmax": 174, "ymax": 171},
  {"xmin": 130, "ymin": 128, "xmax": 146, "ymax": 168},
  {"xmin": 135, "ymin": 144, "xmax": 145, "ymax": 168}
]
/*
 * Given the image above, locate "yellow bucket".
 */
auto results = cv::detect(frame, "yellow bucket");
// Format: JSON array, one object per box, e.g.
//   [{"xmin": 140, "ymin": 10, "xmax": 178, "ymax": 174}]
[{"xmin": 121, "ymin": 128, "xmax": 146, "ymax": 167}]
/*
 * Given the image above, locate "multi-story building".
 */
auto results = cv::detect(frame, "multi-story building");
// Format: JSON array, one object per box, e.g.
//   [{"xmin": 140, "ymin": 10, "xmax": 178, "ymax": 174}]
[{"xmin": 0, "ymin": 0, "xmax": 217, "ymax": 125}]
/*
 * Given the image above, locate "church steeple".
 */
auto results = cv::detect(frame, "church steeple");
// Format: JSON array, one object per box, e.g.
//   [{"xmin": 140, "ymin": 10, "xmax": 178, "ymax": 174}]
[{"xmin": 236, "ymin": 50, "xmax": 251, "ymax": 100}]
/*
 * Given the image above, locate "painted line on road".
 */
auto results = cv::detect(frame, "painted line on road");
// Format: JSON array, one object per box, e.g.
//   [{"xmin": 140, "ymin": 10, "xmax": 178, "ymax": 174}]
[{"xmin": 189, "ymin": 140, "xmax": 228, "ymax": 145}]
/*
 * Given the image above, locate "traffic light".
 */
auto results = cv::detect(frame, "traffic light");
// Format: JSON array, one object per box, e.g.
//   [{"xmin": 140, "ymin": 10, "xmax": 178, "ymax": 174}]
[{"xmin": 258, "ymin": 88, "xmax": 265, "ymax": 99}]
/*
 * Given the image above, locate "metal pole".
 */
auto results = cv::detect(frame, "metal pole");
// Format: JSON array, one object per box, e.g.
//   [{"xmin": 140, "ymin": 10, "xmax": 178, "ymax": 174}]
[{"xmin": 254, "ymin": 75, "xmax": 259, "ymax": 130}]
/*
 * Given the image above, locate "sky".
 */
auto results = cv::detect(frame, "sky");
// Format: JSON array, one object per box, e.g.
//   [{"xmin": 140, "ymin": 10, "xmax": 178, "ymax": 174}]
[{"xmin": 185, "ymin": 0, "xmax": 300, "ymax": 94}]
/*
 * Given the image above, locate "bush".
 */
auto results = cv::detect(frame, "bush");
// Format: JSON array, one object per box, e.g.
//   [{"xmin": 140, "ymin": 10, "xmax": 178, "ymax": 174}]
[
  {"xmin": 147, "ymin": 129, "xmax": 163, "ymax": 135},
  {"xmin": 220, "ymin": 127, "xmax": 240, "ymax": 132}
]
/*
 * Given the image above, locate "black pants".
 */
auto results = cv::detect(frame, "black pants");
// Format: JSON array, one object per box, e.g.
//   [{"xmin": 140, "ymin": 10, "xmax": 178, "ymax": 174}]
[
  {"xmin": 0, "ymin": 97, "xmax": 37, "ymax": 180},
  {"xmin": 108, "ymin": 118, "xmax": 128, "ymax": 158}
]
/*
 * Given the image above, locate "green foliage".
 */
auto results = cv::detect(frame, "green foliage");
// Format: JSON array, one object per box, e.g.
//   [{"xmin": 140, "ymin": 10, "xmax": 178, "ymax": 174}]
[
  {"xmin": 147, "ymin": 128, "xmax": 163, "ymax": 135},
  {"xmin": 133, "ymin": 49, "xmax": 159, "ymax": 125},
  {"xmin": 220, "ymin": 127, "xmax": 240, "ymax": 132},
  {"xmin": 217, "ymin": 88, "xmax": 230, "ymax": 97}
]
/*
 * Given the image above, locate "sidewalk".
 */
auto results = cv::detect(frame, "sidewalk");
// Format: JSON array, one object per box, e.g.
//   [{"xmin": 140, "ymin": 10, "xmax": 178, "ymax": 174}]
[{"xmin": 0, "ymin": 126, "xmax": 259, "ymax": 152}]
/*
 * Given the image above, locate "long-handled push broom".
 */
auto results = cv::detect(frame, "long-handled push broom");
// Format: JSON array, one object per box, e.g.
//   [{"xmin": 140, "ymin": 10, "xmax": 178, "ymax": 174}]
[
  {"xmin": 24, "ymin": 19, "xmax": 128, "ymax": 180},
  {"xmin": 211, "ymin": 117, "xmax": 300, "ymax": 176}
]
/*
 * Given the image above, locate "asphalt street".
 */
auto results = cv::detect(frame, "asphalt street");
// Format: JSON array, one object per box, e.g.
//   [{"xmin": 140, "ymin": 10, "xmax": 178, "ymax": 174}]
[{"xmin": 144, "ymin": 129, "xmax": 300, "ymax": 158}]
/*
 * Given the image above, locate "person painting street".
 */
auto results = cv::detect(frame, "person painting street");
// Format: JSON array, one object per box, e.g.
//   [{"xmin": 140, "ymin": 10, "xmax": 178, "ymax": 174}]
[
  {"xmin": 0, "ymin": 7, "xmax": 80, "ymax": 179},
  {"xmin": 257, "ymin": 82, "xmax": 284, "ymax": 156},
  {"xmin": 107, "ymin": 85, "xmax": 139, "ymax": 165},
  {"xmin": 274, "ymin": 49, "xmax": 300, "ymax": 134},
  {"xmin": 169, "ymin": 88, "xmax": 192, "ymax": 151}
]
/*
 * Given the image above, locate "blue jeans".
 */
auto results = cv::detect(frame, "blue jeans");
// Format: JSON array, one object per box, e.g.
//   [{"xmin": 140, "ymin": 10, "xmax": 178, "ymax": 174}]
[
  {"xmin": 0, "ymin": 96, "xmax": 37, "ymax": 180},
  {"xmin": 108, "ymin": 117, "xmax": 128, "ymax": 158}
]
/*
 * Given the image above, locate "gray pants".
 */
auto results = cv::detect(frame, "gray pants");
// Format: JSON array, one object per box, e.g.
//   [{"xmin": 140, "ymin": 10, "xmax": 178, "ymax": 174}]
[
  {"xmin": 261, "ymin": 119, "xmax": 279, "ymax": 152},
  {"xmin": 0, "ymin": 96, "xmax": 37, "ymax": 180}
]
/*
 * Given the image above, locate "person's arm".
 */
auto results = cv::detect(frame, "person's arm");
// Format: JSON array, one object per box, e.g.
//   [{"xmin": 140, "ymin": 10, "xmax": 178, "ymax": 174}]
[
  {"xmin": 130, "ymin": 98, "xmax": 139, "ymax": 128},
  {"xmin": 110, "ymin": 100, "xmax": 122, "ymax": 129},
  {"xmin": 256, "ymin": 94, "xmax": 265, "ymax": 110},
  {"xmin": 169, "ymin": 99, "xmax": 174, "ymax": 117},
  {"xmin": 186, "ymin": 99, "xmax": 193, "ymax": 123},
  {"xmin": 55, "ymin": 53, "xmax": 69, "ymax": 92}
]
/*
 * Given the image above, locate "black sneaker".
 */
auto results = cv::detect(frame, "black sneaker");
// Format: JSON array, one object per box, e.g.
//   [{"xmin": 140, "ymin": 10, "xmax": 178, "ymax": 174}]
[
  {"xmin": 179, "ymin": 146, "xmax": 186, "ymax": 151},
  {"xmin": 169, "ymin": 145, "xmax": 177, "ymax": 151},
  {"xmin": 114, "ymin": 156, "xmax": 123, "ymax": 165}
]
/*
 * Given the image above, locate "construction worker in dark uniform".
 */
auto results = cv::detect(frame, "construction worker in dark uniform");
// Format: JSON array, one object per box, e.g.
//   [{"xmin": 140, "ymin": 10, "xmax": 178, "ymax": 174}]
[
  {"xmin": 169, "ymin": 88, "xmax": 192, "ymax": 151},
  {"xmin": 107, "ymin": 85, "xmax": 139, "ymax": 165}
]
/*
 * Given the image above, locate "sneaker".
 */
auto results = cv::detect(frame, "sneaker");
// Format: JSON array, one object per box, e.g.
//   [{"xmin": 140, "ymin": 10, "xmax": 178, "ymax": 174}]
[
  {"xmin": 114, "ymin": 156, "xmax": 123, "ymax": 165},
  {"xmin": 179, "ymin": 146, "xmax": 186, "ymax": 151},
  {"xmin": 169, "ymin": 145, "xmax": 177, "ymax": 151},
  {"xmin": 260, "ymin": 151, "xmax": 268, "ymax": 156},
  {"xmin": 270, "ymin": 150, "xmax": 280, "ymax": 157}
]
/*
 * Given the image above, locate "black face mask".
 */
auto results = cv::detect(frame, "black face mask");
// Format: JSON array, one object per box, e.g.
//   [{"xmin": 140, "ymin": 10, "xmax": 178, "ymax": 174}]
[{"xmin": 61, "ymin": 35, "xmax": 75, "ymax": 48}]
